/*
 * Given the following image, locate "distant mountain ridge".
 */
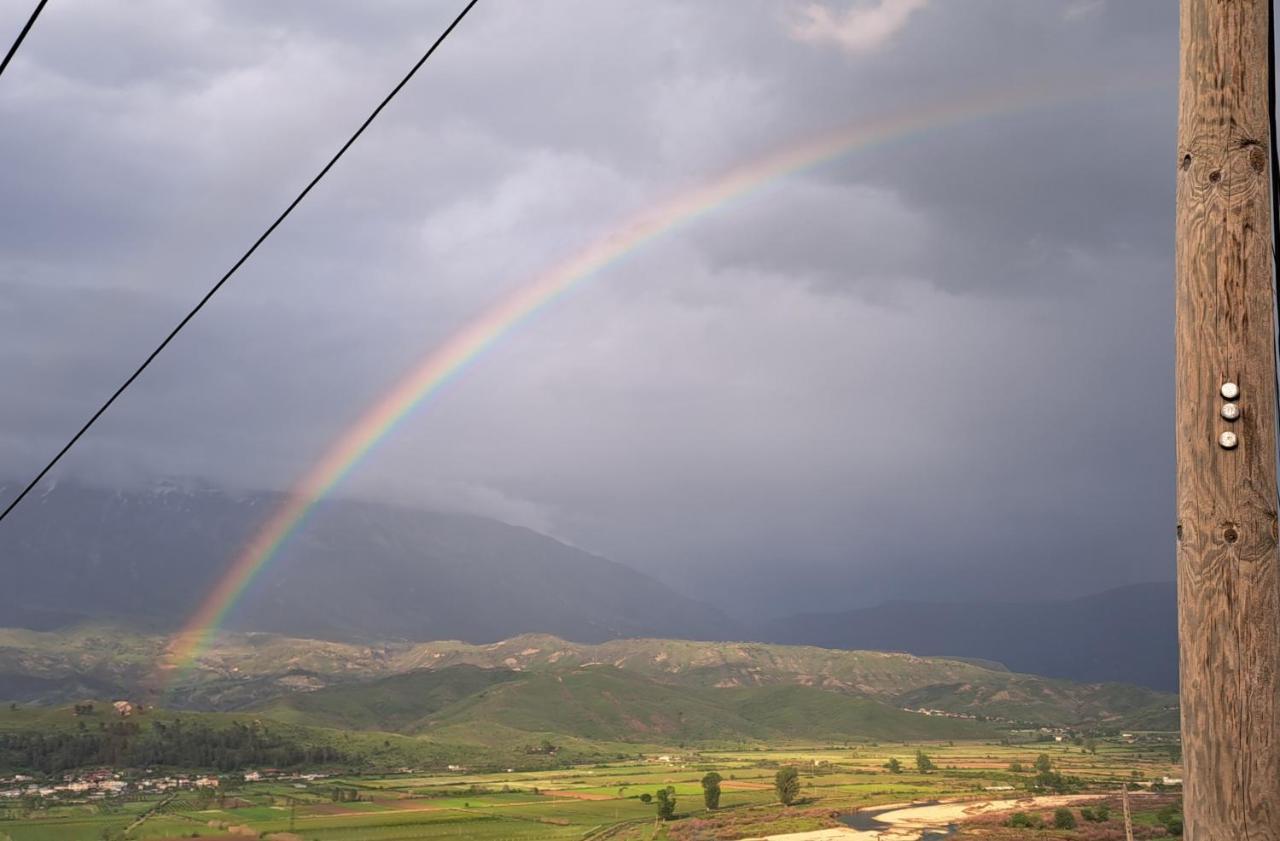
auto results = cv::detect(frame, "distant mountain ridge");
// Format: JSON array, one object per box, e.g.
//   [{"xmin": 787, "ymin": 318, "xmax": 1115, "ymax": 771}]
[
  {"xmin": 0, "ymin": 480, "xmax": 1178, "ymax": 690},
  {"xmin": 0, "ymin": 628, "xmax": 1178, "ymax": 729},
  {"xmin": 0, "ymin": 480, "xmax": 733, "ymax": 644},
  {"xmin": 760, "ymin": 582, "xmax": 1178, "ymax": 690}
]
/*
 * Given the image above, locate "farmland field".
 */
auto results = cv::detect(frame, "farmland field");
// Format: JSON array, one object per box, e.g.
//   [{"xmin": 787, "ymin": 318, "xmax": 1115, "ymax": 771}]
[{"xmin": 0, "ymin": 738, "xmax": 1182, "ymax": 840}]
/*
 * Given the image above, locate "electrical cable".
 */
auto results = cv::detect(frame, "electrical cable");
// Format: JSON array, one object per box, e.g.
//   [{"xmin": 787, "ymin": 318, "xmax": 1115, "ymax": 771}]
[
  {"xmin": 0, "ymin": 0, "xmax": 480, "ymax": 525},
  {"xmin": 0, "ymin": 0, "xmax": 49, "ymax": 80}
]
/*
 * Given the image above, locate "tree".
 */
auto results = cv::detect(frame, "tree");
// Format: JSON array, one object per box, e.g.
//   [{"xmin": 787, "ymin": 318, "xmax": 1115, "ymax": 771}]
[
  {"xmin": 915, "ymin": 750, "xmax": 936, "ymax": 773},
  {"xmin": 655, "ymin": 786, "xmax": 676, "ymax": 820},
  {"xmin": 700, "ymin": 771, "xmax": 722, "ymax": 810},
  {"xmin": 1034, "ymin": 753, "xmax": 1053, "ymax": 773},
  {"xmin": 639, "ymin": 792, "xmax": 652, "ymax": 803},
  {"xmin": 1053, "ymin": 807, "xmax": 1077, "ymax": 829},
  {"xmin": 884, "ymin": 757, "xmax": 903, "ymax": 774},
  {"xmin": 775, "ymin": 767, "xmax": 800, "ymax": 806},
  {"xmin": 1084, "ymin": 738, "xmax": 1099, "ymax": 755}
]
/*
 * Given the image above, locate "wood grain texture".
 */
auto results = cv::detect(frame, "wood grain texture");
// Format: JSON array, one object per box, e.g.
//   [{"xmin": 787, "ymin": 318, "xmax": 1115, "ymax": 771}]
[{"xmin": 1176, "ymin": 1, "xmax": 1280, "ymax": 838}]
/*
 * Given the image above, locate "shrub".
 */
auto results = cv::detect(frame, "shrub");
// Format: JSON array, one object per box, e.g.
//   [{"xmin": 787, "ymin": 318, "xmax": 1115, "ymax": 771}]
[
  {"xmin": 1053, "ymin": 807, "xmax": 1077, "ymax": 829},
  {"xmin": 1158, "ymin": 802, "xmax": 1184, "ymax": 836},
  {"xmin": 1007, "ymin": 812, "xmax": 1043, "ymax": 829}
]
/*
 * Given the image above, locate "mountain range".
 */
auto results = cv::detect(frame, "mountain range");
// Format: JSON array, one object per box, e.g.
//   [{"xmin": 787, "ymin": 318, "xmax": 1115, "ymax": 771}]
[
  {"xmin": 762, "ymin": 583, "xmax": 1179, "ymax": 691},
  {"xmin": 0, "ymin": 480, "xmax": 1178, "ymax": 690},
  {"xmin": 0, "ymin": 480, "xmax": 728, "ymax": 644},
  {"xmin": 0, "ymin": 628, "xmax": 1178, "ymax": 731}
]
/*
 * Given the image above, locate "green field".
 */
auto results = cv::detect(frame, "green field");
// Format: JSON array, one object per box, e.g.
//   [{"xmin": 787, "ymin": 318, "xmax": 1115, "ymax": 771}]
[
  {"xmin": 0, "ymin": 738, "xmax": 1182, "ymax": 841},
  {"xmin": 0, "ymin": 630, "xmax": 1185, "ymax": 839}
]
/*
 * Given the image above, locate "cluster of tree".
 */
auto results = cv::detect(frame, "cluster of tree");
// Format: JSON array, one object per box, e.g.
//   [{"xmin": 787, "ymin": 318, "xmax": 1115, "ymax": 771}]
[
  {"xmin": 655, "ymin": 786, "xmax": 677, "ymax": 820},
  {"xmin": 1029, "ymin": 753, "xmax": 1081, "ymax": 793},
  {"xmin": 1006, "ymin": 811, "xmax": 1045, "ymax": 829},
  {"xmin": 0, "ymin": 719, "xmax": 346, "ymax": 774},
  {"xmin": 1078, "ymin": 804, "xmax": 1111, "ymax": 822},
  {"xmin": 881, "ymin": 752, "xmax": 934, "ymax": 775},
  {"xmin": 331, "ymin": 786, "xmax": 362, "ymax": 802},
  {"xmin": 523, "ymin": 739, "xmax": 558, "ymax": 755}
]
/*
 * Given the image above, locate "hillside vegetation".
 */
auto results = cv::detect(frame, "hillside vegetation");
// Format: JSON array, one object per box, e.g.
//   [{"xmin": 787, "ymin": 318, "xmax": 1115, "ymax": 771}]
[
  {"xmin": 0, "ymin": 628, "xmax": 1177, "ymax": 730},
  {"xmin": 260, "ymin": 665, "xmax": 995, "ymax": 746}
]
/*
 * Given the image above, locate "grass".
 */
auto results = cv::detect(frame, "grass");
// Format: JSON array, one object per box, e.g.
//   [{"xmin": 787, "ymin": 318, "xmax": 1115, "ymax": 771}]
[{"xmin": 0, "ymin": 739, "xmax": 1181, "ymax": 840}]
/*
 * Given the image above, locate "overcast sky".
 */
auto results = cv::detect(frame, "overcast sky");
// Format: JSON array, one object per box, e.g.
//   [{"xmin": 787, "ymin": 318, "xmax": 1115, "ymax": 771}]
[{"xmin": 0, "ymin": 0, "xmax": 1179, "ymax": 617}]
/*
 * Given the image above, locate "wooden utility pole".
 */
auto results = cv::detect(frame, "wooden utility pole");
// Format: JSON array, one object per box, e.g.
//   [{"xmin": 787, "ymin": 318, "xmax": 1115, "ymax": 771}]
[{"xmin": 1176, "ymin": 0, "xmax": 1280, "ymax": 838}]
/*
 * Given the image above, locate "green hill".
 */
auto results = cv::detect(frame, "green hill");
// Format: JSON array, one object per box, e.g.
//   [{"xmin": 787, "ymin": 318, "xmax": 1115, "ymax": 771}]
[
  {"xmin": 0, "ymin": 627, "xmax": 1178, "ymax": 729},
  {"xmin": 0, "ymin": 703, "xmax": 484, "ymax": 775},
  {"xmin": 415, "ymin": 667, "xmax": 765, "ymax": 743},
  {"xmin": 722, "ymin": 685, "xmax": 990, "ymax": 741},
  {"xmin": 260, "ymin": 664, "xmax": 521, "ymax": 731},
  {"xmin": 254, "ymin": 665, "xmax": 994, "ymax": 746}
]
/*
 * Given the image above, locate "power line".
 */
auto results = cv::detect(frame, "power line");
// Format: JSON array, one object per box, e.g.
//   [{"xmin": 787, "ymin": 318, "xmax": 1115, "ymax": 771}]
[
  {"xmin": 0, "ymin": 0, "xmax": 48, "ymax": 79},
  {"xmin": 0, "ymin": 0, "xmax": 481, "ymax": 526}
]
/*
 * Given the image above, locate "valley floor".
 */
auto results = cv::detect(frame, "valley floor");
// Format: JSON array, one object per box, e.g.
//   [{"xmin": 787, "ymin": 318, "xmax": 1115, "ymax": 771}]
[{"xmin": 0, "ymin": 741, "xmax": 1182, "ymax": 841}]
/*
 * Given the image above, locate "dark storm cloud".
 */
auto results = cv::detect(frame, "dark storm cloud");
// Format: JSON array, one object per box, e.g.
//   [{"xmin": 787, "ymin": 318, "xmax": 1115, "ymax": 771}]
[{"xmin": 0, "ymin": 0, "xmax": 1179, "ymax": 616}]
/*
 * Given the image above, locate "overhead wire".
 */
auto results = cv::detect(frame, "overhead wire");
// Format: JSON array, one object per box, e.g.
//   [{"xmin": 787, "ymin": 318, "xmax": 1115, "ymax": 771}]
[
  {"xmin": 0, "ymin": 0, "xmax": 48, "ymax": 80},
  {"xmin": 0, "ymin": 0, "xmax": 481, "ymax": 525}
]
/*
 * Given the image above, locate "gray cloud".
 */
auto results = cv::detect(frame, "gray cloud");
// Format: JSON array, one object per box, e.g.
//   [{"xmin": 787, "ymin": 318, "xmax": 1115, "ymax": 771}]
[{"xmin": 0, "ymin": 0, "xmax": 1179, "ymax": 617}]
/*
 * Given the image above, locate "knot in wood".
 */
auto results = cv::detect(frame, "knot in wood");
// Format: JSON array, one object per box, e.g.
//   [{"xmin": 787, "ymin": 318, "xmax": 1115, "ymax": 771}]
[{"xmin": 1180, "ymin": 138, "xmax": 1269, "ymax": 202}]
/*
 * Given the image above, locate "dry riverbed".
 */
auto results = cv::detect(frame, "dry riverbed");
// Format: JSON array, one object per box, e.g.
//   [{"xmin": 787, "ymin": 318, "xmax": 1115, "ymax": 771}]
[{"xmin": 747, "ymin": 794, "xmax": 1108, "ymax": 840}]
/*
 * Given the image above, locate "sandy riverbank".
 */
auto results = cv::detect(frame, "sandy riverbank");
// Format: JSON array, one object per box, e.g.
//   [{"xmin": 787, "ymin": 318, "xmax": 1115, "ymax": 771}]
[{"xmin": 747, "ymin": 793, "xmax": 1109, "ymax": 840}]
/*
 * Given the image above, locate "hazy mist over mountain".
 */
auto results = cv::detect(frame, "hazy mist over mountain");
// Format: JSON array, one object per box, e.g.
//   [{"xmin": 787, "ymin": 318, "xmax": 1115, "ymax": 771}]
[
  {"xmin": 0, "ymin": 480, "xmax": 1176, "ymax": 689},
  {"xmin": 0, "ymin": 0, "xmax": 1177, "ymax": 621},
  {"xmin": 0, "ymin": 481, "xmax": 733, "ymax": 644}
]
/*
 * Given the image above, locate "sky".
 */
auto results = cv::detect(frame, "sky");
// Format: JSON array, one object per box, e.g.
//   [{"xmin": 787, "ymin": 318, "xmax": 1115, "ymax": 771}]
[{"xmin": 0, "ymin": 0, "xmax": 1178, "ymax": 618}]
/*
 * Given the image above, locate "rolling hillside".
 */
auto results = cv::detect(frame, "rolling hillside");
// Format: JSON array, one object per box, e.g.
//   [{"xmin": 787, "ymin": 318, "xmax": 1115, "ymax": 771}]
[
  {"xmin": 259, "ymin": 664, "xmax": 996, "ymax": 745},
  {"xmin": 0, "ymin": 628, "xmax": 1177, "ymax": 729}
]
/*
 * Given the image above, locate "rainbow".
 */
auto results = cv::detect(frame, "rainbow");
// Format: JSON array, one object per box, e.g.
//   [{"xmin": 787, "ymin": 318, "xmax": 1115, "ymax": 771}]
[{"xmin": 158, "ymin": 75, "xmax": 1155, "ymax": 680}]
